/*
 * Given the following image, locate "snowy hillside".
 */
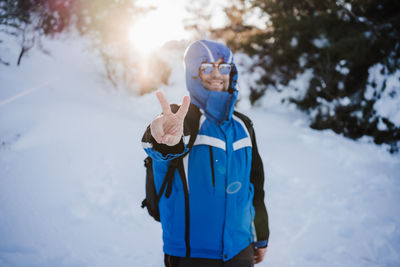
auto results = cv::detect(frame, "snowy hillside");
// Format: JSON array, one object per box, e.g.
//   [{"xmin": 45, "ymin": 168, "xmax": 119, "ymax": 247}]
[{"xmin": 1, "ymin": 36, "xmax": 399, "ymax": 267}]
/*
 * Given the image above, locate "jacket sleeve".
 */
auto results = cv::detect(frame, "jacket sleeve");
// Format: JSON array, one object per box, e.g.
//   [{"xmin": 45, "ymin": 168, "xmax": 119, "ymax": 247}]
[
  {"xmin": 250, "ymin": 124, "xmax": 270, "ymax": 246},
  {"xmin": 141, "ymin": 104, "xmax": 189, "ymax": 161}
]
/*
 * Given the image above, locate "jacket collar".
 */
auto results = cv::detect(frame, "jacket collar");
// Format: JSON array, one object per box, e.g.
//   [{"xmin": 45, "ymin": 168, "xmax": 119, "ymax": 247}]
[{"xmin": 192, "ymin": 89, "xmax": 238, "ymax": 123}]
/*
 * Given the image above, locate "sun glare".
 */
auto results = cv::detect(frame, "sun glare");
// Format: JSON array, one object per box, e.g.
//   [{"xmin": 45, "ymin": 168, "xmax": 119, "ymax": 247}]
[{"xmin": 129, "ymin": 3, "xmax": 188, "ymax": 55}]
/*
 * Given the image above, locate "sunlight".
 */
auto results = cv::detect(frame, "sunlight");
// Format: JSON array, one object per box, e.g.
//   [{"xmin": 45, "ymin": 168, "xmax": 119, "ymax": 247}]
[{"xmin": 129, "ymin": 2, "xmax": 189, "ymax": 55}]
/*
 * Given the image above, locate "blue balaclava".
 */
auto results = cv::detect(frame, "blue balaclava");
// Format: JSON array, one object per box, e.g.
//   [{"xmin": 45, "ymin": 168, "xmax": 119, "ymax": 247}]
[{"xmin": 184, "ymin": 40, "xmax": 238, "ymax": 123}]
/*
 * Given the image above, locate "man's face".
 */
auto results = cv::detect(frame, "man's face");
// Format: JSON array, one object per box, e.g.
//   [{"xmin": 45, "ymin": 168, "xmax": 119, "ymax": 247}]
[{"xmin": 199, "ymin": 58, "xmax": 230, "ymax": 92}]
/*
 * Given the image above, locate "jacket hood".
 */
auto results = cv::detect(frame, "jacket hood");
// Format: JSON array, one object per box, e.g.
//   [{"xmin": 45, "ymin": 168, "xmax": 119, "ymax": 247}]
[{"xmin": 183, "ymin": 40, "xmax": 238, "ymax": 123}]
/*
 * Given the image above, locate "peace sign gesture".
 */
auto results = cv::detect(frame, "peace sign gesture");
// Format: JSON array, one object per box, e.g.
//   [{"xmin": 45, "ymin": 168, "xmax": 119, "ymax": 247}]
[{"xmin": 150, "ymin": 91, "xmax": 191, "ymax": 146}]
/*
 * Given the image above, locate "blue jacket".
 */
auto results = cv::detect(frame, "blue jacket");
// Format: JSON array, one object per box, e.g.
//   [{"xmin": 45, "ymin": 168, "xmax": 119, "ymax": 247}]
[{"xmin": 142, "ymin": 40, "xmax": 269, "ymax": 261}]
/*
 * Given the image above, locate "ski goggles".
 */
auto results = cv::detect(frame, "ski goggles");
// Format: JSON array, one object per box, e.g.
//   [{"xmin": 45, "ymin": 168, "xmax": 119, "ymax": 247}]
[{"xmin": 200, "ymin": 63, "xmax": 232, "ymax": 75}]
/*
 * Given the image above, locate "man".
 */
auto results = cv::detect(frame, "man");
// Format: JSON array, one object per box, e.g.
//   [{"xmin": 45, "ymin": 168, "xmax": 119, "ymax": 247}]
[{"xmin": 142, "ymin": 40, "xmax": 269, "ymax": 267}]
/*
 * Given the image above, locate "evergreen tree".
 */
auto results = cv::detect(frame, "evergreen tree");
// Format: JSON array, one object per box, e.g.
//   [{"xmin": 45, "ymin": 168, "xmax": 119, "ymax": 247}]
[{"xmin": 217, "ymin": 0, "xmax": 400, "ymax": 152}]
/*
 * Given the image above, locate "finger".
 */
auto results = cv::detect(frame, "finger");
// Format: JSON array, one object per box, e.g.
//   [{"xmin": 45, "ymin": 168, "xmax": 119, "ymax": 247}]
[
  {"xmin": 150, "ymin": 117, "xmax": 165, "ymax": 143},
  {"xmin": 161, "ymin": 134, "xmax": 180, "ymax": 146},
  {"xmin": 254, "ymin": 251, "xmax": 264, "ymax": 264},
  {"xmin": 253, "ymin": 251, "xmax": 260, "ymax": 264},
  {"xmin": 175, "ymin": 95, "xmax": 190, "ymax": 120},
  {"xmin": 151, "ymin": 130, "xmax": 163, "ymax": 143},
  {"xmin": 161, "ymin": 135, "xmax": 172, "ymax": 145},
  {"xmin": 156, "ymin": 90, "xmax": 172, "ymax": 115}
]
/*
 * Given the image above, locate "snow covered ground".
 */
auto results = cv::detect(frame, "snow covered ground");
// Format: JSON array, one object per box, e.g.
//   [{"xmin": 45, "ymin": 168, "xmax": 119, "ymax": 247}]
[{"xmin": 1, "ymin": 36, "xmax": 399, "ymax": 267}]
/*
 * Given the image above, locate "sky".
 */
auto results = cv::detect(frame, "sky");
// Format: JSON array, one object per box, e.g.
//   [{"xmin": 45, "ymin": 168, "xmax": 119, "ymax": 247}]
[
  {"xmin": 130, "ymin": 0, "xmax": 228, "ymax": 54},
  {"xmin": 130, "ymin": 0, "xmax": 188, "ymax": 53}
]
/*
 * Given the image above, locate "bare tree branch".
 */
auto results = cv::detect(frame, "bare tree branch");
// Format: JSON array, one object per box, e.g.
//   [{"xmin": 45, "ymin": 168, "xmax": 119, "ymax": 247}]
[{"xmin": 0, "ymin": 56, "xmax": 10, "ymax": 65}]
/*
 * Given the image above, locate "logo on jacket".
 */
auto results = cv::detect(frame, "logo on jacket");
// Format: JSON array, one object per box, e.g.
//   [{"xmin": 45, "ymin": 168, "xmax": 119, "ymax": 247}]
[{"xmin": 226, "ymin": 181, "xmax": 242, "ymax": 194}]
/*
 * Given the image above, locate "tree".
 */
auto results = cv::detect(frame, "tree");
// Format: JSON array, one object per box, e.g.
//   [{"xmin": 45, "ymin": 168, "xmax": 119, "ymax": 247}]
[
  {"xmin": 72, "ymin": 0, "xmax": 150, "ymax": 91},
  {"xmin": 0, "ymin": 0, "xmax": 157, "ymax": 93},
  {"xmin": 183, "ymin": 0, "xmax": 215, "ymax": 40},
  {"xmin": 0, "ymin": 0, "xmax": 73, "ymax": 65},
  {"xmin": 217, "ymin": 0, "xmax": 400, "ymax": 152}
]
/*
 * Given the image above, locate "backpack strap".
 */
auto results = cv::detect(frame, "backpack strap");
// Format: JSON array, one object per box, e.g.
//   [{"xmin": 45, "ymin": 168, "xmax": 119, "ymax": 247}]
[
  {"xmin": 158, "ymin": 159, "xmax": 178, "ymax": 200},
  {"xmin": 233, "ymin": 110, "xmax": 255, "ymax": 143},
  {"xmin": 176, "ymin": 158, "xmax": 191, "ymax": 257},
  {"xmin": 185, "ymin": 103, "xmax": 202, "ymax": 150},
  {"xmin": 157, "ymin": 104, "xmax": 202, "ymax": 200},
  {"xmin": 158, "ymin": 105, "xmax": 201, "ymax": 257}
]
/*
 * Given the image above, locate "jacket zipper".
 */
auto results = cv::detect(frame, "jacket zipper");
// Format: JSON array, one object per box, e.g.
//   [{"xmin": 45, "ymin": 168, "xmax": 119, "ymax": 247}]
[{"xmin": 209, "ymin": 146, "xmax": 216, "ymax": 188}]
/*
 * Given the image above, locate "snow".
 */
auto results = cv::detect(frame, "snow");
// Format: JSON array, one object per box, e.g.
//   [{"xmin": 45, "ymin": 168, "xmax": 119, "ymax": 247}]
[
  {"xmin": 312, "ymin": 36, "xmax": 330, "ymax": 49},
  {"xmin": 335, "ymin": 60, "xmax": 350, "ymax": 75},
  {"xmin": 365, "ymin": 64, "xmax": 400, "ymax": 126},
  {"xmin": 290, "ymin": 37, "xmax": 298, "ymax": 47},
  {"xmin": 1, "ymin": 36, "xmax": 400, "ymax": 267}
]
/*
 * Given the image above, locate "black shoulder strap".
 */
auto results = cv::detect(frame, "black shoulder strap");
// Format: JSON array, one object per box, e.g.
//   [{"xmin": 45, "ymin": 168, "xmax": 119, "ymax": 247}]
[
  {"xmin": 185, "ymin": 103, "xmax": 202, "ymax": 150},
  {"xmin": 233, "ymin": 110, "xmax": 255, "ymax": 143},
  {"xmin": 158, "ymin": 103, "xmax": 202, "ymax": 200}
]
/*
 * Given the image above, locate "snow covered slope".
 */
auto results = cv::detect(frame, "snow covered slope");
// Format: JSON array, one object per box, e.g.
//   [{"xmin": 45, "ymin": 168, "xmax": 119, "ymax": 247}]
[{"xmin": 1, "ymin": 36, "xmax": 399, "ymax": 267}]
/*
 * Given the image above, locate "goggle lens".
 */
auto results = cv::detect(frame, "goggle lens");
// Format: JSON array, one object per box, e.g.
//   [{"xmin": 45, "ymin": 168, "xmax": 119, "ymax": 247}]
[{"xmin": 200, "ymin": 63, "xmax": 231, "ymax": 75}]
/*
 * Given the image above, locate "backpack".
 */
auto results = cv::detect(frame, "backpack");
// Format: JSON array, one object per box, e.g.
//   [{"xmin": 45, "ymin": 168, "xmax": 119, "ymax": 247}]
[{"xmin": 141, "ymin": 108, "xmax": 255, "ymax": 222}]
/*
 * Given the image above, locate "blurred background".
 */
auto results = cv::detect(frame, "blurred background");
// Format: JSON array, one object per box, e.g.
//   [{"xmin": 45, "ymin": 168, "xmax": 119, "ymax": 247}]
[
  {"xmin": 1, "ymin": 0, "xmax": 398, "ymax": 151},
  {"xmin": 0, "ymin": 0, "xmax": 399, "ymax": 266}
]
